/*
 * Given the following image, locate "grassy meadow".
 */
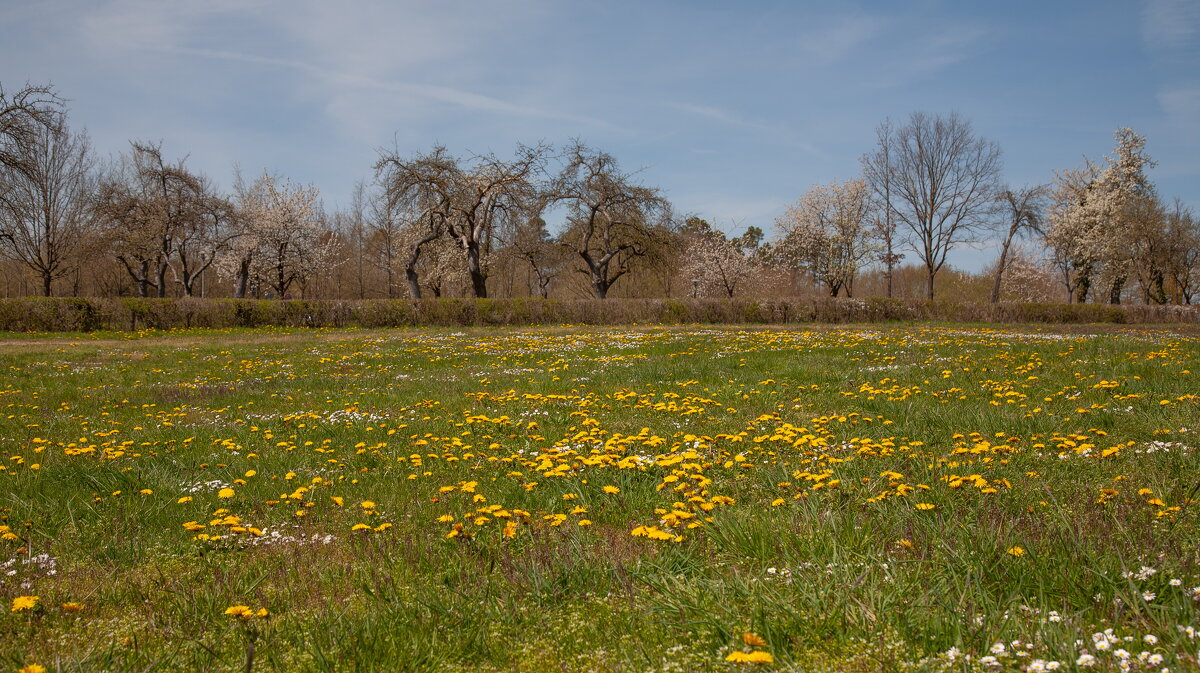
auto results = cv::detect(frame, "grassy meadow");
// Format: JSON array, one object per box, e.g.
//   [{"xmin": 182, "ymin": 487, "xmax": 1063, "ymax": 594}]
[{"xmin": 0, "ymin": 324, "xmax": 1198, "ymax": 672}]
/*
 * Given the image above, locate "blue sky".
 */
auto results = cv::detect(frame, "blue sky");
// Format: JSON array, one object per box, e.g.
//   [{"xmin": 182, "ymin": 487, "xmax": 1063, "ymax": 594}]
[{"xmin": 3, "ymin": 0, "xmax": 1197, "ymax": 269}]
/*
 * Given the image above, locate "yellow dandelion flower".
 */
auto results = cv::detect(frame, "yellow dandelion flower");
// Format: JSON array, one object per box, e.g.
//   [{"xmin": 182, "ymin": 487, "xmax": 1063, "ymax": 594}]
[
  {"xmin": 217, "ymin": 488, "xmax": 235, "ymax": 499},
  {"xmin": 1007, "ymin": 546, "xmax": 1025, "ymax": 557},
  {"xmin": 602, "ymin": 485, "xmax": 620, "ymax": 494},
  {"xmin": 12, "ymin": 595, "xmax": 39, "ymax": 612},
  {"xmin": 726, "ymin": 650, "xmax": 774, "ymax": 663},
  {"xmin": 742, "ymin": 632, "xmax": 767, "ymax": 647},
  {"xmin": 914, "ymin": 502, "xmax": 936, "ymax": 511}
]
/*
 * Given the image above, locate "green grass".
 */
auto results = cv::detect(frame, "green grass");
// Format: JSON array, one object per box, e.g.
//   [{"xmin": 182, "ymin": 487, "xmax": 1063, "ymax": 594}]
[{"xmin": 0, "ymin": 324, "xmax": 1197, "ymax": 672}]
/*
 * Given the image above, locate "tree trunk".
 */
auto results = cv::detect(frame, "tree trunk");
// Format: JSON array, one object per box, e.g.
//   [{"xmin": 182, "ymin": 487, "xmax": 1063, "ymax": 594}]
[
  {"xmin": 235, "ymin": 259, "xmax": 250, "ymax": 298},
  {"xmin": 990, "ymin": 231, "xmax": 1017, "ymax": 304},
  {"xmin": 1108, "ymin": 276, "xmax": 1125, "ymax": 305},
  {"xmin": 466, "ymin": 245, "xmax": 487, "ymax": 298},
  {"xmin": 42, "ymin": 273, "xmax": 52, "ymax": 297},
  {"xmin": 405, "ymin": 266, "xmax": 421, "ymax": 300},
  {"xmin": 139, "ymin": 260, "xmax": 151, "ymax": 297},
  {"xmin": 925, "ymin": 267, "xmax": 936, "ymax": 301}
]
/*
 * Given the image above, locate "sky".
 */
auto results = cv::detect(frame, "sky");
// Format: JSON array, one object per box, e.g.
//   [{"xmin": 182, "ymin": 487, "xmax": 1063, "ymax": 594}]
[{"xmin": 2, "ymin": 0, "xmax": 1198, "ymax": 270}]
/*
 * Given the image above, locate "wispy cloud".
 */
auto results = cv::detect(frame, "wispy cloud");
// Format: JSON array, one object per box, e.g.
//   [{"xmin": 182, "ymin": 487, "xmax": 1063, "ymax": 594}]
[
  {"xmin": 664, "ymin": 103, "xmax": 821, "ymax": 155},
  {"xmin": 794, "ymin": 14, "xmax": 886, "ymax": 65},
  {"xmin": 1141, "ymin": 0, "xmax": 1199, "ymax": 50},
  {"xmin": 169, "ymin": 47, "xmax": 610, "ymax": 127}
]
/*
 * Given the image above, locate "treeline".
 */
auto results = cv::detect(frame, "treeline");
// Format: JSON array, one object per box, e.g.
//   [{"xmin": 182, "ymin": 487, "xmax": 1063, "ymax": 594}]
[
  {"xmin": 0, "ymin": 297, "xmax": 1194, "ymax": 333},
  {"xmin": 1, "ymin": 83, "xmax": 1197, "ymax": 305}
]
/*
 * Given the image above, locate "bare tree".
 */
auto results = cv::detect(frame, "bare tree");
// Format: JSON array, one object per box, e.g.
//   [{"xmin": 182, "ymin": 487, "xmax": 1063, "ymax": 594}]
[
  {"xmin": 0, "ymin": 119, "xmax": 95, "ymax": 296},
  {"xmin": 1161, "ymin": 200, "xmax": 1199, "ymax": 304},
  {"xmin": 374, "ymin": 146, "xmax": 459, "ymax": 299},
  {"xmin": 0, "ymin": 82, "xmax": 63, "ymax": 173},
  {"xmin": 506, "ymin": 216, "xmax": 566, "ymax": 298},
  {"xmin": 775, "ymin": 178, "xmax": 876, "ymax": 297},
  {"xmin": 868, "ymin": 112, "xmax": 1002, "ymax": 300},
  {"xmin": 95, "ymin": 142, "xmax": 209, "ymax": 297},
  {"xmin": 990, "ymin": 185, "xmax": 1046, "ymax": 303},
  {"xmin": 554, "ymin": 142, "xmax": 671, "ymax": 299},
  {"xmin": 860, "ymin": 119, "xmax": 903, "ymax": 297}
]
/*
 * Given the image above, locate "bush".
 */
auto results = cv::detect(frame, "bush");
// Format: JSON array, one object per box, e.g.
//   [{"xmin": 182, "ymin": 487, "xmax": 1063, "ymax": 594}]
[{"xmin": 0, "ymin": 297, "xmax": 1195, "ymax": 332}]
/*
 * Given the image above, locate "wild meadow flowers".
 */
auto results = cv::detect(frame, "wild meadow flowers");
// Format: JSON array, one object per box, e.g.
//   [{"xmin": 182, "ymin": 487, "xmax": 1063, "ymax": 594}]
[{"xmin": 1, "ymin": 324, "xmax": 1197, "ymax": 671}]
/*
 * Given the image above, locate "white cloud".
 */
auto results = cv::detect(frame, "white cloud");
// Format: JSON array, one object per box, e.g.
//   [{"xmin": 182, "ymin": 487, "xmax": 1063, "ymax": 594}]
[{"xmin": 1142, "ymin": 0, "xmax": 1199, "ymax": 50}]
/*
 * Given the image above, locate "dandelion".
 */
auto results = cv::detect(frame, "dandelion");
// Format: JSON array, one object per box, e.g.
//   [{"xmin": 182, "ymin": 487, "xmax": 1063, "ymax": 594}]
[
  {"xmin": 11, "ymin": 595, "xmax": 38, "ymax": 612},
  {"xmin": 1007, "ymin": 546, "xmax": 1026, "ymax": 557},
  {"xmin": 914, "ymin": 502, "xmax": 936, "ymax": 510},
  {"xmin": 19, "ymin": 665, "xmax": 45, "ymax": 673},
  {"xmin": 225, "ymin": 605, "xmax": 268, "ymax": 620},
  {"xmin": 217, "ymin": 488, "xmax": 235, "ymax": 499},
  {"xmin": 602, "ymin": 485, "xmax": 620, "ymax": 494},
  {"xmin": 61, "ymin": 602, "xmax": 84, "ymax": 611},
  {"xmin": 742, "ymin": 633, "xmax": 767, "ymax": 647},
  {"xmin": 725, "ymin": 651, "xmax": 773, "ymax": 663}
]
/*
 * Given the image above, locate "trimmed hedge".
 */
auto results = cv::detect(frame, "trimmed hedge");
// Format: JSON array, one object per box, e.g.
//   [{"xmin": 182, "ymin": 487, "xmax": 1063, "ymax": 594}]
[{"xmin": 0, "ymin": 296, "xmax": 1195, "ymax": 333}]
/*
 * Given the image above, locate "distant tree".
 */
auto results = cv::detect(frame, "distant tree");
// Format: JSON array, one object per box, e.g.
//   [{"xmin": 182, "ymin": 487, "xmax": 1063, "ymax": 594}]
[
  {"xmin": 1044, "ymin": 161, "xmax": 1101, "ymax": 303},
  {"xmin": 680, "ymin": 221, "xmax": 756, "ymax": 298},
  {"xmin": 169, "ymin": 183, "xmax": 234, "ymax": 297},
  {"xmin": 95, "ymin": 141, "xmax": 212, "ymax": 297},
  {"xmin": 995, "ymin": 248, "xmax": 1058, "ymax": 303},
  {"xmin": 226, "ymin": 170, "xmax": 331, "ymax": 299},
  {"xmin": 990, "ymin": 185, "xmax": 1046, "ymax": 303},
  {"xmin": 507, "ymin": 216, "xmax": 566, "ymax": 298},
  {"xmin": 775, "ymin": 178, "xmax": 875, "ymax": 297},
  {"xmin": 864, "ymin": 112, "xmax": 1002, "ymax": 300},
  {"xmin": 1044, "ymin": 128, "xmax": 1156, "ymax": 304},
  {"xmin": 0, "ymin": 118, "xmax": 95, "ymax": 296},
  {"xmin": 860, "ymin": 118, "xmax": 903, "ymax": 297},
  {"xmin": 553, "ymin": 142, "xmax": 671, "ymax": 299},
  {"xmin": 374, "ymin": 146, "xmax": 456, "ymax": 299},
  {"xmin": 0, "ymin": 82, "xmax": 63, "ymax": 173},
  {"xmin": 1161, "ymin": 200, "xmax": 1199, "ymax": 304}
]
